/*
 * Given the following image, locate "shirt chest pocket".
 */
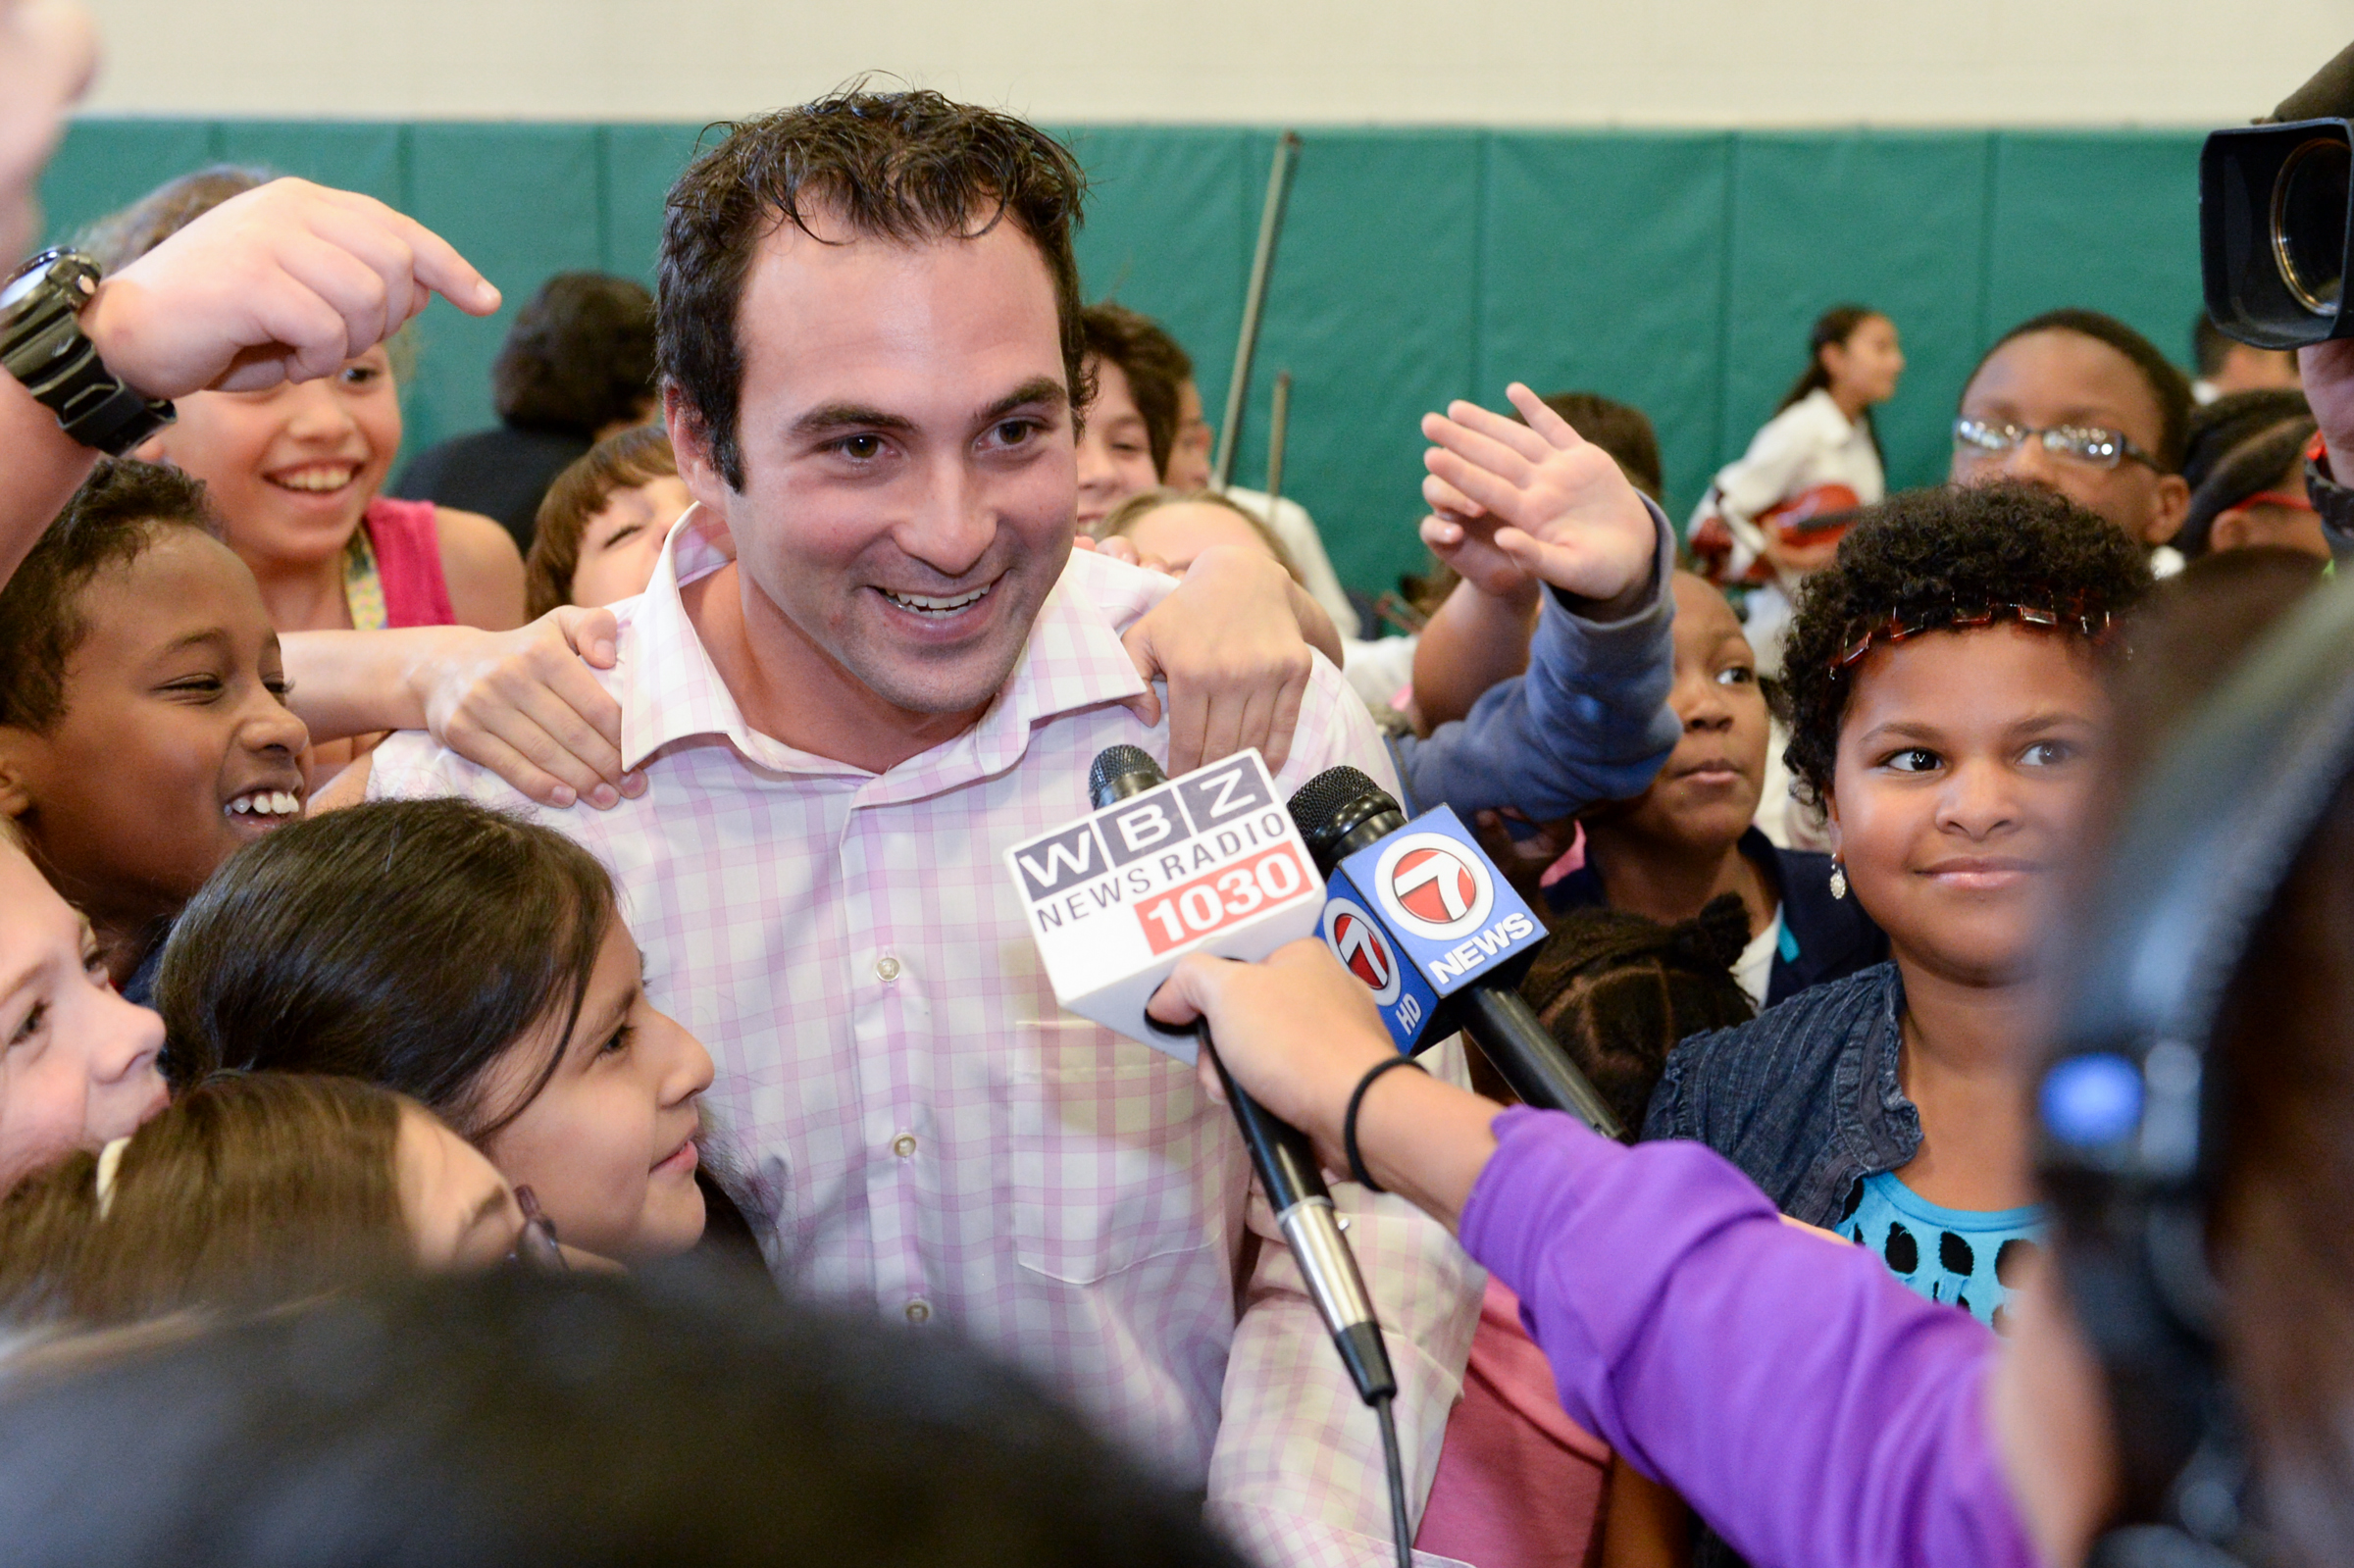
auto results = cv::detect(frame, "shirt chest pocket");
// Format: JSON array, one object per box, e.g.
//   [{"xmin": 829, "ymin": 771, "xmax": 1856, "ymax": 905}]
[{"xmin": 1007, "ymin": 1023, "xmax": 1221, "ymax": 1286}]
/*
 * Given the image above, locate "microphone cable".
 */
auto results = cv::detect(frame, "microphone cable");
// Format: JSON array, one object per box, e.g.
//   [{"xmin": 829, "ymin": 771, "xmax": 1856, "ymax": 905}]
[
  {"xmin": 1089, "ymin": 746, "xmax": 1417, "ymax": 1568},
  {"xmin": 1377, "ymin": 1391, "xmax": 1410, "ymax": 1568}
]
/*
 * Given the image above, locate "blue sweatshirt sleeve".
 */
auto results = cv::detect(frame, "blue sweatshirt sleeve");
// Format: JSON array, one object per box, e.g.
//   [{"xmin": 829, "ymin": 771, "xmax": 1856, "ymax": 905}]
[
  {"xmin": 1459, "ymin": 1106, "xmax": 2037, "ymax": 1568},
  {"xmin": 1388, "ymin": 499, "xmax": 1680, "ymax": 821}
]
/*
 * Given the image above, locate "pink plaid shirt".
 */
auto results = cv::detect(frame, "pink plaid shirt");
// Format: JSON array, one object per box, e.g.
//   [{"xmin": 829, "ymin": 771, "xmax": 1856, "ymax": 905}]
[{"xmin": 371, "ymin": 510, "xmax": 1484, "ymax": 1567}]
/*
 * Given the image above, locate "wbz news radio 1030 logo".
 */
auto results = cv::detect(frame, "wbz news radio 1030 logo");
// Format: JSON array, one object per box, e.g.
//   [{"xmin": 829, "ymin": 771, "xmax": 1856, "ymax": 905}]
[
  {"xmin": 1002, "ymin": 751, "xmax": 1325, "ymax": 1053},
  {"xmin": 1318, "ymin": 807, "xmax": 1543, "ymax": 1054}
]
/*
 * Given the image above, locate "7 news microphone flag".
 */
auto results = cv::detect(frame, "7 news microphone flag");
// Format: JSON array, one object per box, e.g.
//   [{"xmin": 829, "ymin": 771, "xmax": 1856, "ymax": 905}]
[{"xmin": 1289, "ymin": 766, "xmax": 1625, "ymax": 1139}]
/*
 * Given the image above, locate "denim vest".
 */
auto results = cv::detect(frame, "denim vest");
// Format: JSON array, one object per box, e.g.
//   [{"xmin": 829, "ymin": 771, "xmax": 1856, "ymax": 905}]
[{"xmin": 1640, "ymin": 961, "xmax": 1921, "ymax": 1230}]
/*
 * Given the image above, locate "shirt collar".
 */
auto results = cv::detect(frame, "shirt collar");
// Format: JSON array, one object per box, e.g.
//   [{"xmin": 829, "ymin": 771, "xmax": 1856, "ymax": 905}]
[{"xmin": 618, "ymin": 511, "xmax": 1154, "ymax": 792}]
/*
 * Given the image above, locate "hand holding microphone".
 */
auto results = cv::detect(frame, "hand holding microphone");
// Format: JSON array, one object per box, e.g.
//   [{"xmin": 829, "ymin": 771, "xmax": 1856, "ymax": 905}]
[
  {"xmin": 1146, "ymin": 939, "xmax": 1503, "ymax": 1230},
  {"xmin": 1082, "ymin": 745, "xmax": 1396, "ymax": 1410}
]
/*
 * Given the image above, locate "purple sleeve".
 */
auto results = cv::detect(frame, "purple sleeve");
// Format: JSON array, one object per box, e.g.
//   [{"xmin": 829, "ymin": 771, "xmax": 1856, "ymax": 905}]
[{"xmin": 1458, "ymin": 1107, "xmax": 2038, "ymax": 1568}]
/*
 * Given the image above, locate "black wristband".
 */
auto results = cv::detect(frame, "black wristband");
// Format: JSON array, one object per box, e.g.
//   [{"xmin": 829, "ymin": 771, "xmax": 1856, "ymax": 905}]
[{"xmin": 1344, "ymin": 1055, "xmax": 1427, "ymax": 1193}]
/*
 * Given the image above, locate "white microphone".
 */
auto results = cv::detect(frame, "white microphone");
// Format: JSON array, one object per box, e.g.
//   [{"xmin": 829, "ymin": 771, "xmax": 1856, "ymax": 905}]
[
  {"xmin": 1004, "ymin": 746, "xmax": 1325, "ymax": 1060},
  {"xmin": 1004, "ymin": 744, "xmax": 1398, "ymax": 1408}
]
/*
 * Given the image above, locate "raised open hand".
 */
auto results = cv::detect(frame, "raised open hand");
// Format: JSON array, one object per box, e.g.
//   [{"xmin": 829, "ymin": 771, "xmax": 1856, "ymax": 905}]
[{"xmin": 1420, "ymin": 382, "xmax": 1655, "ymax": 606}]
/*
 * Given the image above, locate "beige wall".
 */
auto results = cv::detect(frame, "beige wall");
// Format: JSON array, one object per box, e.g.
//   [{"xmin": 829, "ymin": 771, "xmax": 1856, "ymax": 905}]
[{"xmin": 81, "ymin": 0, "xmax": 2351, "ymax": 126}]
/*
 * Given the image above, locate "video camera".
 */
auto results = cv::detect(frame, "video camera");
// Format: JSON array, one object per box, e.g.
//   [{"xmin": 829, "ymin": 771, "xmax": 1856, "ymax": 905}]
[{"xmin": 2203, "ymin": 40, "xmax": 2354, "ymax": 348}]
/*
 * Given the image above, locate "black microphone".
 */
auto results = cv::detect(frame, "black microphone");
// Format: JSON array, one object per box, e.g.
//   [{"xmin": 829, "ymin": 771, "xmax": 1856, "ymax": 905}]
[
  {"xmin": 1088, "ymin": 746, "xmax": 1397, "ymax": 1407},
  {"xmin": 1289, "ymin": 765, "xmax": 1626, "ymax": 1139}
]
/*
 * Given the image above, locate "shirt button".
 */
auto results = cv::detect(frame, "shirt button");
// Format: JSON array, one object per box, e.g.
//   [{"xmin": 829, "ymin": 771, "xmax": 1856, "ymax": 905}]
[
  {"xmin": 904, "ymin": 1298, "xmax": 931, "ymax": 1325},
  {"xmin": 875, "ymin": 955, "xmax": 901, "ymax": 983},
  {"xmin": 892, "ymin": 1134, "xmax": 917, "ymax": 1158}
]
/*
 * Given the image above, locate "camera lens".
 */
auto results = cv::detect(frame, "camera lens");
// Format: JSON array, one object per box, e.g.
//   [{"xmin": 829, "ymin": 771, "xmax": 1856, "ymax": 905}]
[{"xmin": 2272, "ymin": 136, "xmax": 2350, "ymax": 317}]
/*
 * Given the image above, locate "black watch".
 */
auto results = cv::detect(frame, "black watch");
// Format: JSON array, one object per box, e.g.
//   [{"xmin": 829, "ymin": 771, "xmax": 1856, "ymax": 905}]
[
  {"xmin": 2306, "ymin": 432, "xmax": 2354, "ymax": 561},
  {"xmin": 0, "ymin": 248, "xmax": 176, "ymax": 456}
]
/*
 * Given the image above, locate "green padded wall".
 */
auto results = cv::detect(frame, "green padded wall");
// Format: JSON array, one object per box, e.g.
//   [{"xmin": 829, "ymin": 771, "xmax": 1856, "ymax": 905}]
[{"xmin": 38, "ymin": 121, "xmax": 2206, "ymax": 598}]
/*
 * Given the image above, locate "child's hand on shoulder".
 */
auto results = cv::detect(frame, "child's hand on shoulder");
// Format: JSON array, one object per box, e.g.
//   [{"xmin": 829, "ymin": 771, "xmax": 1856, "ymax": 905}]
[{"xmin": 1420, "ymin": 382, "xmax": 1656, "ymax": 607}]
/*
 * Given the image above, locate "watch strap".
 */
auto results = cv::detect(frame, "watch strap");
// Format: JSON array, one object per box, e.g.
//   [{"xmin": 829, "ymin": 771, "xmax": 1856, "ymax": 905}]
[{"xmin": 1, "ymin": 251, "xmax": 176, "ymax": 456}]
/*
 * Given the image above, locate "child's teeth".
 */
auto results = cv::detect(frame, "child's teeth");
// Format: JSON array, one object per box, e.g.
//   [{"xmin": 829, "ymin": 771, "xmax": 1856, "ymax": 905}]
[{"xmin": 274, "ymin": 467, "xmax": 355, "ymax": 492}]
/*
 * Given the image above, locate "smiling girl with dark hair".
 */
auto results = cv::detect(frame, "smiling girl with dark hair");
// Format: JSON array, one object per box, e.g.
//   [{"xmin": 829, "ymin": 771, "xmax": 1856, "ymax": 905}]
[
  {"xmin": 1647, "ymin": 482, "xmax": 2151, "ymax": 1343},
  {"xmin": 154, "ymin": 798, "xmax": 743, "ymax": 1266}
]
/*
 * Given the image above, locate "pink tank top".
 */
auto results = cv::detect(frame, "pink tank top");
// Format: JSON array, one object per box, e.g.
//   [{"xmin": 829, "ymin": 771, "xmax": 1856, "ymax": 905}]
[
  {"xmin": 359, "ymin": 497, "xmax": 456, "ymax": 628},
  {"xmin": 1415, "ymin": 1279, "xmax": 1612, "ymax": 1568}
]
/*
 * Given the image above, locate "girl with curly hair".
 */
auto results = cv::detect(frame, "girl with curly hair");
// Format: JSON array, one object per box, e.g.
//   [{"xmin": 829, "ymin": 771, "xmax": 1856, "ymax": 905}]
[{"xmin": 1645, "ymin": 482, "xmax": 2151, "ymax": 1340}]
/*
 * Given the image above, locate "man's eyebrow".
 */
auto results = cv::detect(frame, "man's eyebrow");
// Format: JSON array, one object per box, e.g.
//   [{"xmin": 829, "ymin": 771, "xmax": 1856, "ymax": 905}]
[
  {"xmin": 790, "ymin": 403, "xmax": 918, "ymax": 439},
  {"xmin": 978, "ymin": 378, "xmax": 1068, "ymax": 425}
]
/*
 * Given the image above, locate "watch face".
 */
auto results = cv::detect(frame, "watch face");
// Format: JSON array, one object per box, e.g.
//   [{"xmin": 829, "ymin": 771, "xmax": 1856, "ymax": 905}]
[
  {"xmin": 1, "ymin": 250, "xmax": 80, "ymax": 317},
  {"xmin": 0, "ymin": 265, "xmax": 48, "ymax": 313}
]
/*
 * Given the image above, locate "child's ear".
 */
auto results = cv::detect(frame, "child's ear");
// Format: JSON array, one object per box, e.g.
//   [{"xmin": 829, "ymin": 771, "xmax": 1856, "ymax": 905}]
[
  {"xmin": 2210, "ymin": 507, "xmax": 2253, "ymax": 553},
  {"xmin": 0, "ymin": 733, "xmax": 35, "ymax": 821},
  {"xmin": 1821, "ymin": 791, "xmax": 1841, "ymax": 860},
  {"xmin": 2145, "ymin": 474, "xmax": 2192, "ymax": 548}
]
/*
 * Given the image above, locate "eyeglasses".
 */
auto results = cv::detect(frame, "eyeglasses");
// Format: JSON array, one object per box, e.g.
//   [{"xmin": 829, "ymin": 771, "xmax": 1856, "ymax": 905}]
[
  {"xmin": 1833, "ymin": 598, "xmax": 2114, "ymax": 677},
  {"xmin": 1953, "ymin": 418, "xmax": 2161, "ymax": 472},
  {"xmin": 506, "ymin": 1184, "xmax": 569, "ymax": 1274}
]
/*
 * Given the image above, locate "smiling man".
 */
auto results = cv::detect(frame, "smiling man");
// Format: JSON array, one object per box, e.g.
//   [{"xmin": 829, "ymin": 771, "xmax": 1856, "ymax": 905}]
[{"xmin": 361, "ymin": 91, "xmax": 1480, "ymax": 1565}]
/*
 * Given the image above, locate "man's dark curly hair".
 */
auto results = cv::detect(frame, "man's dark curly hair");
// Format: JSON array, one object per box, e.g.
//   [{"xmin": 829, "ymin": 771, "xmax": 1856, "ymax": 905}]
[
  {"xmin": 657, "ymin": 86, "xmax": 1091, "ymax": 492},
  {"xmin": 1778, "ymin": 481, "xmax": 2152, "ymax": 807},
  {"xmin": 0, "ymin": 460, "xmax": 223, "ymax": 733}
]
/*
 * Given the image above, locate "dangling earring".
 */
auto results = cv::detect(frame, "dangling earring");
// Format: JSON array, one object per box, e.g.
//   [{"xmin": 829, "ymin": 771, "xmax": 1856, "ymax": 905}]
[{"xmin": 1829, "ymin": 858, "xmax": 1848, "ymax": 901}]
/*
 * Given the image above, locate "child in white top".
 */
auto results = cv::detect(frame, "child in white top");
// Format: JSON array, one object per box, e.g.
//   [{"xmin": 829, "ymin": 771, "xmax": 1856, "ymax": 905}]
[{"xmin": 1691, "ymin": 305, "xmax": 1905, "ymax": 676}]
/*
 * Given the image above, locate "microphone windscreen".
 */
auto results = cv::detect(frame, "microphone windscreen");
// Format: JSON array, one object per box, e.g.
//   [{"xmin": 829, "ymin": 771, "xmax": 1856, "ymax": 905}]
[
  {"xmin": 1089, "ymin": 744, "xmax": 1163, "ymax": 808},
  {"xmin": 1288, "ymin": 765, "xmax": 1404, "ymax": 873},
  {"xmin": 1287, "ymin": 765, "xmax": 1382, "ymax": 833}
]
